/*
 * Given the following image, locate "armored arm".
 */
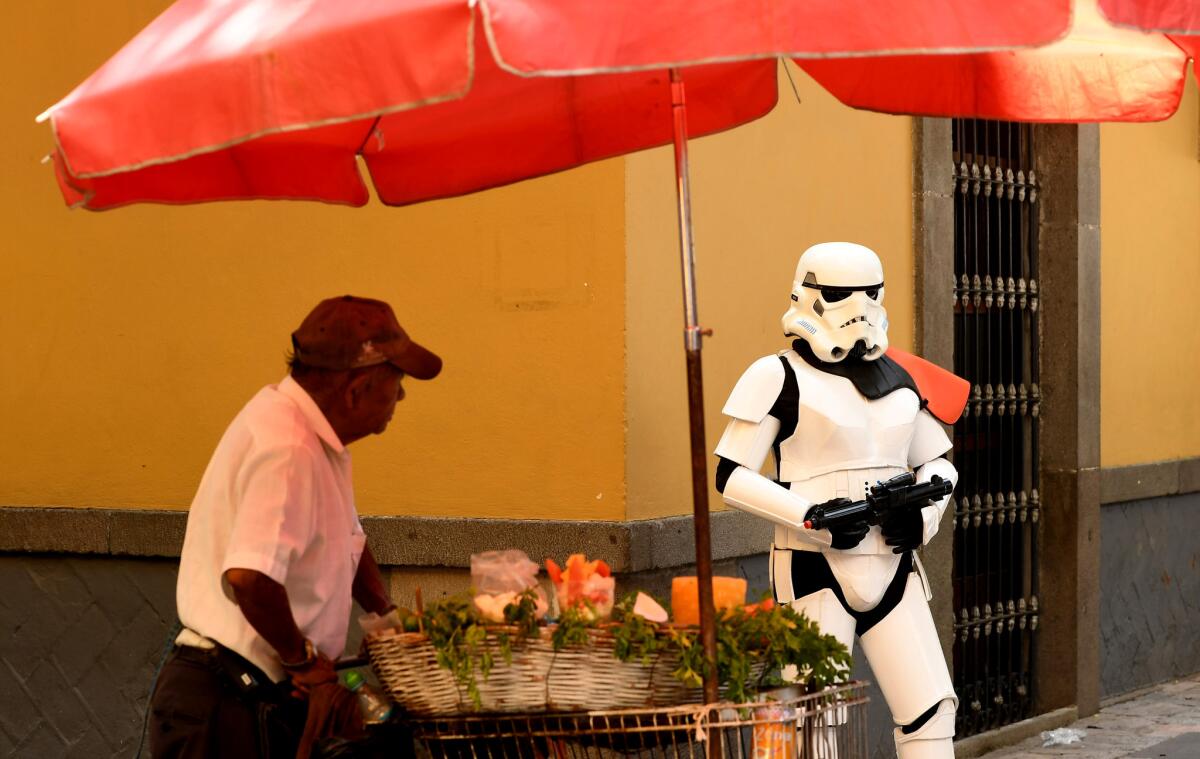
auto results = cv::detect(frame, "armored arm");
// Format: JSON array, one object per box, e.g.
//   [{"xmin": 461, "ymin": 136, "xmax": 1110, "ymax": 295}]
[
  {"xmin": 716, "ymin": 420, "xmax": 833, "ymax": 548},
  {"xmin": 908, "ymin": 409, "xmax": 959, "ymax": 545},
  {"xmin": 912, "ymin": 458, "xmax": 957, "ymax": 544},
  {"xmin": 713, "ymin": 357, "xmax": 832, "ymax": 548}
]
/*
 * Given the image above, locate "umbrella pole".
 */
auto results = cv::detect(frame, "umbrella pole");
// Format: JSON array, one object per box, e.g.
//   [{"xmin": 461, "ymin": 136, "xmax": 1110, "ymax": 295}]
[{"xmin": 668, "ymin": 67, "xmax": 720, "ymax": 708}]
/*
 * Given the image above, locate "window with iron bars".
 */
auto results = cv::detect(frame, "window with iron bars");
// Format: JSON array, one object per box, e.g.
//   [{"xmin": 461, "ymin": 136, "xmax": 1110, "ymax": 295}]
[{"xmin": 951, "ymin": 119, "xmax": 1041, "ymax": 737}]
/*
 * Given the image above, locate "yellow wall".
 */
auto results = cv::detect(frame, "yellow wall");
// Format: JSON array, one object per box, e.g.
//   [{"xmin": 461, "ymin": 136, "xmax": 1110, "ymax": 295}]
[
  {"xmin": 2, "ymin": 0, "xmax": 627, "ymax": 519},
  {"xmin": 624, "ymin": 65, "xmax": 915, "ymax": 520},
  {"xmin": 1100, "ymin": 75, "xmax": 1200, "ymax": 467},
  {"xmin": 18, "ymin": 0, "xmax": 1185, "ymax": 523}
]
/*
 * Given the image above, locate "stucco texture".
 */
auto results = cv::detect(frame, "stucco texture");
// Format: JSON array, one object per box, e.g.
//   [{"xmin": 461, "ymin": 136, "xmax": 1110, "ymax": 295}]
[
  {"xmin": 2, "ymin": 0, "xmax": 627, "ymax": 520},
  {"xmin": 623, "ymin": 63, "xmax": 915, "ymax": 520},
  {"xmin": 1100, "ymin": 76, "xmax": 1200, "ymax": 467}
]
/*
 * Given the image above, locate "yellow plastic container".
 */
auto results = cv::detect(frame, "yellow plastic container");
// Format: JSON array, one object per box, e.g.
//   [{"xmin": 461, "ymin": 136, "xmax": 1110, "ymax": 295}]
[{"xmin": 670, "ymin": 576, "xmax": 748, "ymax": 626}]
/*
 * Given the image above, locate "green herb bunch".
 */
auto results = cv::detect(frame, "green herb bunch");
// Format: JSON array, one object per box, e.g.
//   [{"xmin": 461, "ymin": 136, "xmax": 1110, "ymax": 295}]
[
  {"xmin": 420, "ymin": 595, "xmax": 491, "ymax": 707},
  {"xmin": 713, "ymin": 600, "xmax": 851, "ymax": 702},
  {"xmin": 421, "ymin": 588, "xmax": 542, "ymax": 707},
  {"xmin": 420, "ymin": 590, "xmax": 851, "ymax": 709},
  {"xmin": 609, "ymin": 595, "xmax": 663, "ymax": 664},
  {"xmin": 550, "ymin": 602, "xmax": 595, "ymax": 650},
  {"xmin": 609, "ymin": 594, "xmax": 852, "ymax": 702}
]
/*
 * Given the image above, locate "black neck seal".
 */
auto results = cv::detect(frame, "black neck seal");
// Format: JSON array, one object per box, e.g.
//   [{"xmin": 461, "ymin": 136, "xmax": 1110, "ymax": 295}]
[{"xmin": 791, "ymin": 339, "xmax": 920, "ymax": 401}]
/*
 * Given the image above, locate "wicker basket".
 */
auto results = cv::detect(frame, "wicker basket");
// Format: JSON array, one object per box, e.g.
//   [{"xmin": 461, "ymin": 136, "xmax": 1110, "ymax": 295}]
[{"xmin": 365, "ymin": 626, "xmax": 765, "ymax": 716}]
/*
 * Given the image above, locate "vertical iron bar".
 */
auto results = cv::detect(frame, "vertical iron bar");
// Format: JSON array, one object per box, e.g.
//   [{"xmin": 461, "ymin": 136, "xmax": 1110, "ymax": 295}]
[
  {"xmin": 1000, "ymin": 121, "xmax": 1009, "ymax": 720},
  {"xmin": 987, "ymin": 118, "xmax": 999, "ymax": 729},
  {"xmin": 996, "ymin": 120, "xmax": 1007, "ymax": 724},
  {"xmin": 971, "ymin": 117, "xmax": 984, "ymax": 733},
  {"xmin": 982, "ymin": 118, "xmax": 992, "ymax": 730},
  {"xmin": 1027, "ymin": 122, "xmax": 1041, "ymax": 718},
  {"xmin": 668, "ymin": 67, "xmax": 720, "ymax": 713},
  {"xmin": 1021, "ymin": 122, "xmax": 1034, "ymax": 720},
  {"xmin": 952, "ymin": 118, "xmax": 966, "ymax": 732},
  {"xmin": 991, "ymin": 119, "xmax": 1002, "ymax": 726},
  {"xmin": 1008, "ymin": 120, "xmax": 1019, "ymax": 723},
  {"xmin": 966, "ymin": 118, "xmax": 976, "ymax": 731}
]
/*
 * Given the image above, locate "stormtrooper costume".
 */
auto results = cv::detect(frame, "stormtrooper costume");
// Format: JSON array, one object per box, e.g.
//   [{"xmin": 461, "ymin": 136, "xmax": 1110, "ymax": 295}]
[{"xmin": 714, "ymin": 242, "xmax": 968, "ymax": 759}]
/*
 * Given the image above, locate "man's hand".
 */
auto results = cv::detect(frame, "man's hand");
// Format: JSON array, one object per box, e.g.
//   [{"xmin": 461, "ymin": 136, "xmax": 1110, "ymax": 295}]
[
  {"xmin": 829, "ymin": 518, "xmax": 871, "ymax": 550},
  {"xmin": 284, "ymin": 651, "xmax": 337, "ymax": 699},
  {"xmin": 881, "ymin": 506, "xmax": 925, "ymax": 554},
  {"xmin": 806, "ymin": 499, "xmax": 870, "ymax": 550}
]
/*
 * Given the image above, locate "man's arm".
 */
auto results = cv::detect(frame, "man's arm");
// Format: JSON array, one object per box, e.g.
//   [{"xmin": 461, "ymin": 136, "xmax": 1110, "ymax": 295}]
[
  {"xmin": 224, "ymin": 568, "xmax": 335, "ymax": 693},
  {"xmin": 352, "ymin": 543, "xmax": 394, "ymax": 616}
]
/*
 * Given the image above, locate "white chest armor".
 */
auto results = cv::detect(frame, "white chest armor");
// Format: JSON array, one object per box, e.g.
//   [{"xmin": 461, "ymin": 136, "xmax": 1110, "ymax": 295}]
[
  {"xmin": 778, "ymin": 352, "xmax": 919, "ymax": 485},
  {"xmin": 715, "ymin": 350, "xmax": 953, "ymax": 558}
]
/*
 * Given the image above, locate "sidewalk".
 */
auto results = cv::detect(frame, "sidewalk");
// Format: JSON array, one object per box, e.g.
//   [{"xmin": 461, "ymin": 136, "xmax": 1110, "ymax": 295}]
[{"xmin": 974, "ymin": 674, "xmax": 1200, "ymax": 758}]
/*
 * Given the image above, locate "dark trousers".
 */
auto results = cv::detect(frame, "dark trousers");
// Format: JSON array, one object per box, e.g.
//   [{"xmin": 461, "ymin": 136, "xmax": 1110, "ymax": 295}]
[{"xmin": 149, "ymin": 645, "xmax": 306, "ymax": 759}]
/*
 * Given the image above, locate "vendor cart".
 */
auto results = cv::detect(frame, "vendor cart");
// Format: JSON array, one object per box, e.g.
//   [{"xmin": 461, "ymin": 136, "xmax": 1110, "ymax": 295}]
[{"xmin": 408, "ymin": 682, "xmax": 869, "ymax": 759}]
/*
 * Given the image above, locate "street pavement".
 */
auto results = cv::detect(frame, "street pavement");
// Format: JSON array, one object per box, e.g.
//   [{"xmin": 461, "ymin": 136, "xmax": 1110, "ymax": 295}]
[{"xmin": 975, "ymin": 674, "xmax": 1200, "ymax": 758}]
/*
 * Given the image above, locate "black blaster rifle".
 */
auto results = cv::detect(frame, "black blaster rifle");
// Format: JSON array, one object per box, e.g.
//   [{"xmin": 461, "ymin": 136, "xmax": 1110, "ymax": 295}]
[{"xmin": 801, "ymin": 471, "xmax": 954, "ymax": 532}]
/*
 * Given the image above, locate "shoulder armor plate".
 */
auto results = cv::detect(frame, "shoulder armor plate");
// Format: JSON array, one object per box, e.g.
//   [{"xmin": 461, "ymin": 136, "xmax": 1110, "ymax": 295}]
[
  {"xmin": 721, "ymin": 355, "xmax": 786, "ymax": 422},
  {"xmin": 885, "ymin": 348, "xmax": 970, "ymax": 424}
]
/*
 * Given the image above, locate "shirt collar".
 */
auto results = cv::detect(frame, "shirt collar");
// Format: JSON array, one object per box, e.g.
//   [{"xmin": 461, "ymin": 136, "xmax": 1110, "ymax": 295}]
[{"xmin": 277, "ymin": 375, "xmax": 346, "ymax": 455}]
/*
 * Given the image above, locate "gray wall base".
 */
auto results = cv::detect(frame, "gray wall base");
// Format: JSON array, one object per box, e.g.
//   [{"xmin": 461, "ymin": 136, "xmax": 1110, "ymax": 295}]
[
  {"xmin": 0, "ymin": 550, "xmax": 784, "ymax": 758},
  {"xmin": 0, "ymin": 555, "xmax": 177, "ymax": 759},
  {"xmin": 953, "ymin": 706, "xmax": 1078, "ymax": 758},
  {"xmin": 1100, "ymin": 492, "xmax": 1200, "ymax": 698}
]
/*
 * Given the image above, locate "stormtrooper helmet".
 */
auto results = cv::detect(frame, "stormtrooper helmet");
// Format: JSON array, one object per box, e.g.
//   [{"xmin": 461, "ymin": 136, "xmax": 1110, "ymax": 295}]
[{"xmin": 780, "ymin": 242, "xmax": 889, "ymax": 362}]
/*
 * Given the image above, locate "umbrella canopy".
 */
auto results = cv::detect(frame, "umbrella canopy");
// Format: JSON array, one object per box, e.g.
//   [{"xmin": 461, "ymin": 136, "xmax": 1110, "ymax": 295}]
[
  {"xmin": 797, "ymin": 0, "xmax": 1195, "ymax": 123},
  {"xmin": 1099, "ymin": 0, "xmax": 1200, "ymax": 64},
  {"xmin": 1099, "ymin": 0, "xmax": 1200, "ymax": 33},
  {"xmin": 40, "ymin": 0, "xmax": 1071, "ymax": 210}
]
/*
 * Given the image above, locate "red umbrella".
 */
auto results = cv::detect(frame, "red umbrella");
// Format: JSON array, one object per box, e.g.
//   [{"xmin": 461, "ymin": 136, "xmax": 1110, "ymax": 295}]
[
  {"xmin": 37, "ymin": 0, "xmax": 1073, "ymax": 703},
  {"xmin": 1099, "ymin": 0, "xmax": 1200, "ymax": 68},
  {"xmin": 39, "ymin": 0, "xmax": 1073, "ymax": 210},
  {"xmin": 798, "ymin": 0, "xmax": 1195, "ymax": 122},
  {"xmin": 1099, "ymin": 0, "xmax": 1200, "ymax": 33}
]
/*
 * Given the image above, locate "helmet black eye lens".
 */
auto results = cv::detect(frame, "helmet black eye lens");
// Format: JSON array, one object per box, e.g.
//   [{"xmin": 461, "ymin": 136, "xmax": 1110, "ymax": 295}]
[
  {"xmin": 822, "ymin": 289, "xmax": 851, "ymax": 303},
  {"xmin": 865, "ymin": 289, "xmax": 879, "ymax": 300}
]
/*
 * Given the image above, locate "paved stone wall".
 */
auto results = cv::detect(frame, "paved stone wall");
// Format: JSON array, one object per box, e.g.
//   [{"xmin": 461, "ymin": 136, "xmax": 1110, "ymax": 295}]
[
  {"xmin": 1100, "ymin": 492, "xmax": 1200, "ymax": 699},
  {"xmin": 0, "ymin": 549, "xmax": 910, "ymax": 759},
  {"xmin": 0, "ymin": 554, "xmax": 178, "ymax": 758}
]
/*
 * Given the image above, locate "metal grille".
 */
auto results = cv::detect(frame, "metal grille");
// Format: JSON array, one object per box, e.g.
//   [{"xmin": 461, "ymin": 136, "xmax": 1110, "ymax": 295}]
[
  {"xmin": 410, "ymin": 682, "xmax": 869, "ymax": 758},
  {"xmin": 950, "ymin": 119, "xmax": 1041, "ymax": 736}
]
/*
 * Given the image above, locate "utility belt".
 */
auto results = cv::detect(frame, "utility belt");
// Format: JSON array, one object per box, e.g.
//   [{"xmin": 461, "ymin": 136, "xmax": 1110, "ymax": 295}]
[
  {"xmin": 770, "ymin": 548, "xmax": 930, "ymax": 636},
  {"xmin": 172, "ymin": 633, "xmax": 305, "ymax": 757},
  {"xmin": 173, "ymin": 642, "xmax": 282, "ymax": 699}
]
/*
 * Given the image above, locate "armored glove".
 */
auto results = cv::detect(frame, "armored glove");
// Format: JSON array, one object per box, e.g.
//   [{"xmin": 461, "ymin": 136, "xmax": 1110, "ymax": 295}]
[
  {"xmin": 881, "ymin": 506, "xmax": 925, "ymax": 554},
  {"xmin": 806, "ymin": 498, "xmax": 870, "ymax": 550}
]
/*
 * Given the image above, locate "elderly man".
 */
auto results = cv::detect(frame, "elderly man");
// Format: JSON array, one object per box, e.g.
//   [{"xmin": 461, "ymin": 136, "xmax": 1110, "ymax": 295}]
[{"xmin": 149, "ymin": 296, "xmax": 441, "ymax": 758}]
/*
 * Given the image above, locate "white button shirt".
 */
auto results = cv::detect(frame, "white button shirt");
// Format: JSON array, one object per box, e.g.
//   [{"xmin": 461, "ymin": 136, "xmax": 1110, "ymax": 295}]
[{"xmin": 177, "ymin": 375, "xmax": 367, "ymax": 682}]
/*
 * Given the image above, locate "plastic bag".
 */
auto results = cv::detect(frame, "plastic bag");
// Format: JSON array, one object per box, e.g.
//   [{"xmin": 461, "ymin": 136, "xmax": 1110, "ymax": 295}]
[
  {"xmin": 471, "ymin": 549, "xmax": 540, "ymax": 594},
  {"xmin": 546, "ymin": 554, "xmax": 615, "ymax": 620},
  {"xmin": 358, "ymin": 607, "xmax": 402, "ymax": 635},
  {"xmin": 1040, "ymin": 727, "xmax": 1086, "ymax": 747},
  {"xmin": 471, "ymin": 550, "xmax": 547, "ymax": 623}
]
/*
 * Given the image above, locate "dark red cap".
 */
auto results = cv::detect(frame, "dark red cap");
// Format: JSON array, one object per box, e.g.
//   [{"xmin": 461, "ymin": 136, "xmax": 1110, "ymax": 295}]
[{"xmin": 291, "ymin": 296, "xmax": 442, "ymax": 379}]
